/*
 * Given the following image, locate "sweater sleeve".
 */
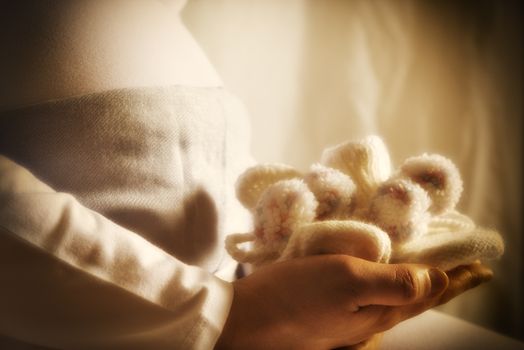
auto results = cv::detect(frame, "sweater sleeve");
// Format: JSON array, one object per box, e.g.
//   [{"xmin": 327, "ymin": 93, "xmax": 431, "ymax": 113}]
[{"xmin": 0, "ymin": 154, "xmax": 233, "ymax": 349}]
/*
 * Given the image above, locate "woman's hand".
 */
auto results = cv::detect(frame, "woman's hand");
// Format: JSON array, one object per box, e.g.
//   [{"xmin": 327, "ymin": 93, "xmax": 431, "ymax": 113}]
[
  {"xmin": 215, "ymin": 254, "xmax": 480, "ymax": 350},
  {"xmin": 337, "ymin": 261, "xmax": 493, "ymax": 350}
]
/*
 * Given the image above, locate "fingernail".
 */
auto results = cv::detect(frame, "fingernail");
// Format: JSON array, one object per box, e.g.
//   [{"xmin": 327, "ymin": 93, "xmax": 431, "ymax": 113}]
[
  {"xmin": 480, "ymin": 267, "xmax": 494, "ymax": 282},
  {"xmin": 428, "ymin": 268, "xmax": 448, "ymax": 297}
]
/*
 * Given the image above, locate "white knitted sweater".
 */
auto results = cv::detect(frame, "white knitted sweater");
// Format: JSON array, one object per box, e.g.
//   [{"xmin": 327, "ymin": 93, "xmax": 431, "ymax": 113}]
[{"xmin": 0, "ymin": 86, "xmax": 253, "ymax": 349}]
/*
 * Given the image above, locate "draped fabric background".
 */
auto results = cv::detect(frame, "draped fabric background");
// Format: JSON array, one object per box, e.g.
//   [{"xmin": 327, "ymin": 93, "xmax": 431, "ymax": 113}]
[{"xmin": 182, "ymin": 0, "xmax": 523, "ymax": 340}]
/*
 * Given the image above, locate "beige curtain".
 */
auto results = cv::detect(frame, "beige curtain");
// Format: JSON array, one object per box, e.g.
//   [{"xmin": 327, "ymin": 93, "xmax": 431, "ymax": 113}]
[{"xmin": 183, "ymin": 0, "xmax": 523, "ymax": 340}]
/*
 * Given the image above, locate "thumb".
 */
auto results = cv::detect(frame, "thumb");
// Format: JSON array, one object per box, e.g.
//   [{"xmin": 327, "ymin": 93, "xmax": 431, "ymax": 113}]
[{"xmin": 347, "ymin": 259, "xmax": 449, "ymax": 307}]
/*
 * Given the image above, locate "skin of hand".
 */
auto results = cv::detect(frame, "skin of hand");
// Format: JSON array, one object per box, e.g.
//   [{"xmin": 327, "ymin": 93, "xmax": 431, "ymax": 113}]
[
  {"xmin": 215, "ymin": 256, "xmax": 492, "ymax": 350},
  {"xmin": 336, "ymin": 261, "xmax": 493, "ymax": 350}
]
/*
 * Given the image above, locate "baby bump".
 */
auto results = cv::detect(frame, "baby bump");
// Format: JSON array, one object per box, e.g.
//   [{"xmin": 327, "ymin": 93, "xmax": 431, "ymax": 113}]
[{"xmin": 0, "ymin": 1, "xmax": 222, "ymax": 110}]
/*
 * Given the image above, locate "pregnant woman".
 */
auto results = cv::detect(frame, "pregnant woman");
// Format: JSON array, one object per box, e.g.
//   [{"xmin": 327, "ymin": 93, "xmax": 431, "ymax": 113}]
[{"xmin": 0, "ymin": 1, "xmax": 493, "ymax": 349}]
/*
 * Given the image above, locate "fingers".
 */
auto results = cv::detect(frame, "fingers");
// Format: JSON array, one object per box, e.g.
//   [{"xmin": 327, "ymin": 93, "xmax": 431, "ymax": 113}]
[
  {"xmin": 358, "ymin": 262, "xmax": 494, "ymax": 334},
  {"xmin": 345, "ymin": 258, "xmax": 449, "ymax": 307},
  {"xmin": 437, "ymin": 261, "xmax": 493, "ymax": 305}
]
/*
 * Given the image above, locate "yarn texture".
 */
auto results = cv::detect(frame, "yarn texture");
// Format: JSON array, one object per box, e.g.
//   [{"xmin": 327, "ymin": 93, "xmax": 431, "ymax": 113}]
[{"xmin": 226, "ymin": 135, "xmax": 504, "ymax": 271}]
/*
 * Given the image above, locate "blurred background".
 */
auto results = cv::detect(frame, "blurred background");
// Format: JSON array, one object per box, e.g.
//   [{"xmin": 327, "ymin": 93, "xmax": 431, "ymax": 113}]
[{"xmin": 182, "ymin": 0, "xmax": 523, "ymax": 341}]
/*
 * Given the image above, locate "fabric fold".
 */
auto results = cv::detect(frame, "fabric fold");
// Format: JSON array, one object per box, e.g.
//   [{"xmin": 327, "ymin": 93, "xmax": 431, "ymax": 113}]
[{"xmin": 0, "ymin": 155, "xmax": 233, "ymax": 349}]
